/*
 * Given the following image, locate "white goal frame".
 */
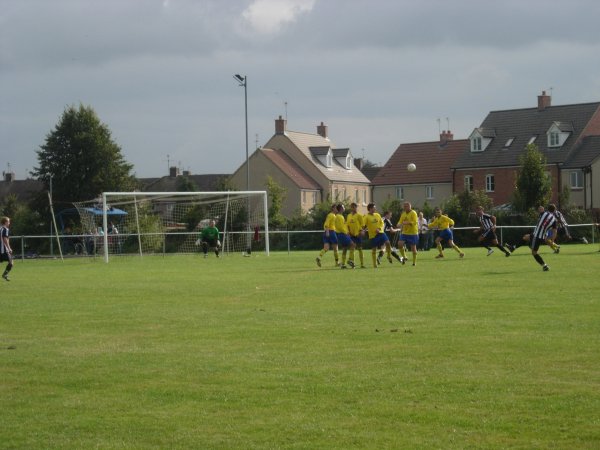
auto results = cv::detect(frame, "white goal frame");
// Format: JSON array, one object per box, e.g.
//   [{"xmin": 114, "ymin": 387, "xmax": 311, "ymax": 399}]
[{"xmin": 100, "ymin": 191, "xmax": 269, "ymax": 263}]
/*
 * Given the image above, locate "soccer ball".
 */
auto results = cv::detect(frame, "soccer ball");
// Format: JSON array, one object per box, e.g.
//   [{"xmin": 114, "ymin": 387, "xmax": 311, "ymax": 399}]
[{"xmin": 407, "ymin": 163, "xmax": 416, "ymax": 172}]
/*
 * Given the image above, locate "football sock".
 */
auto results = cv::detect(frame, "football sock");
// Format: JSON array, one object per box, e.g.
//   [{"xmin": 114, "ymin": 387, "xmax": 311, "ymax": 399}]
[
  {"xmin": 358, "ymin": 249, "xmax": 364, "ymax": 266},
  {"xmin": 319, "ymin": 249, "xmax": 327, "ymax": 258},
  {"xmin": 437, "ymin": 243, "xmax": 443, "ymax": 255},
  {"xmin": 533, "ymin": 253, "xmax": 545, "ymax": 266},
  {"xmin": 452, "ymin": 244, "xmax": 463, "ymax": 254},
  {"xmin": 371, "ymin": 249, "xmax": 377, "ymax": 267},
  {"xmin": 497, "ymin": 244, "xmax": 510, "ymax": 255}
]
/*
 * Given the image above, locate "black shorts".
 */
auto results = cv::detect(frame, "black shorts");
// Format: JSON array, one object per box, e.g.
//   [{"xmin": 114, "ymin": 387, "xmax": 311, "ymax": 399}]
[
  {"xmin": 0, "ymin": 252, "xmax": 12, "ymax": 263},
  {"xmin": 530, "ymin": 235, "xmax": 543, "ymax": 251},
  {"xmin": 481, "ymin": 229, "xmax": 498, "ymax": 243},
  {"xmin": 202, "ymin": 238, "xmax": 219, "ymax": 247}
]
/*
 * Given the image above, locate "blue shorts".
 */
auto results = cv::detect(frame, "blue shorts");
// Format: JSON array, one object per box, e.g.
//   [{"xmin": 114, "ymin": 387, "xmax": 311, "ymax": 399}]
[
  {"xmin": 400, "ymin": 234, "xmax": 419, "ymax": 247},
  {"xmin": 370, "ymin": 233, "xmax": 389, "ymax": 248},
  {"xmin": 323, "ymin": 231, "xmax": 338, "ymax": 245},
  {"xmin": 351, "ymin": 235, "xmax": 362, "ymax": 246},
  {"xmin": 439, "ymin": 228, "xmax": 453, "ymax": 241},
  {"xmin": 337, "ymin": 233, "xmax": 352, "ymax": 247}
]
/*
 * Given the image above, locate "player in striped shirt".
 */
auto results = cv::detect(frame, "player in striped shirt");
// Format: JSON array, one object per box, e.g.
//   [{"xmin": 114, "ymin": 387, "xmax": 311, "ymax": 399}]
[
  {"xmin": 529, "ymin": 204, "xmax": 558, "ymax": 271},
  {"xmin": 316, "ymin": 204, "xmax": 339, "ymax": 267},
  {"xmin": 1, "ymin": 217, "xmax": 13, "ymax": 281},
  {"xmin": 474, "ymin": 206, "xmax": 511, "ymax": 257},
  {"xmin": 546, "ymin": 207, "xmax": 588, "ymax": 253}
]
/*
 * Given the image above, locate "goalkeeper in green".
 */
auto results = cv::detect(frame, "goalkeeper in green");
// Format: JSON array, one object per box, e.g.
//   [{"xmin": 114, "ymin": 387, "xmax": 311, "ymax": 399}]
[{"xmin": 199, "ymin": 220, "xmax": 221, "ymax": 258}]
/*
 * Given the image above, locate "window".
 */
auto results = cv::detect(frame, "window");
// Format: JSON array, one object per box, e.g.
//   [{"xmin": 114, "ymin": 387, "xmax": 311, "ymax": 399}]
[
  {"xmin": 464, "ymin": 175, "xmax": 474, "ymax": 192},
  {"xmin": 354, "ymin": 189, "xmax": 359, "ymax": 203},
  {"xmin": 485, "ymin": 174, "xmax": 495, "ymax": 192},
  {"xmin": 362, "ymin": 189, "xmax": 367, "ymax": 204},
  {"xmin": 302, "ymin": 191, "xmax": 306, "ymax": 203},
  {"xmin": 326, "ymin": 153, "xmax": 332, "ymax": 167},
  {"xmin": 504, "ymin": 137, "xmax": 515, "ymax": 148},
  {"xmin": 341, "ymin": 188, "xmax": 346, "ymax": 200},
  {"xmin": 527, "ymin": 136, "xmax": 537, "ymax": 145},
  {"xmin": 396, "ymin": 186, "xmax": 404, "ymax": 200},
  {"xmin": 549, "ymin": 132, "xmax": 560, "ymax": 147},
  {"xmin": 426, "ymin": 186, "xmax": 434, "ymax": 199},
  {"xmin": 311, "ymin": 192, "xmax": 317, "ymax": 204},
  {"xmin": 570, "ymin": 170, "xmax": 583, "ymax": 189},
  {"xmin": 346, "ymin": 155, "xmax": 352, "ymax": 169},
  {"xmin": 471, "ymin": 137, "xmax": 482, "ymax": 152},
  {"xmin": 333, "ymin": 188, "xmax": 339, "ymax": 200}
]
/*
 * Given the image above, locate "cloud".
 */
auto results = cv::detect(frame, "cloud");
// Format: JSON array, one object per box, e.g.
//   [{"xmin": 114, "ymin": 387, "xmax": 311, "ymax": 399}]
[{"xmin": 241, "ymin": 0, "xmax": 316, "ymax": 34}]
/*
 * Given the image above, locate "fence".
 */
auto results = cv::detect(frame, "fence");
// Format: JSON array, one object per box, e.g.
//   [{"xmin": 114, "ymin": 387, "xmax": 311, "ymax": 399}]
[{"xmin": 8, "ymin": 223, "xmax": 600, "ymax": 261}]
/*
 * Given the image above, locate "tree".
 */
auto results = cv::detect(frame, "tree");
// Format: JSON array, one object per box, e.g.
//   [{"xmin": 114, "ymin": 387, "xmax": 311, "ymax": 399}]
[
  {"xmin": 512, "ymin": 144, "xmax": 552, "ymax": 212},
  {"xmin": 265, "ymin": 176, "xmax": 287, "ymax": 228},
  {"xmin": 32, "ymin": 104, "xmax": 137, "ymax": 202}
]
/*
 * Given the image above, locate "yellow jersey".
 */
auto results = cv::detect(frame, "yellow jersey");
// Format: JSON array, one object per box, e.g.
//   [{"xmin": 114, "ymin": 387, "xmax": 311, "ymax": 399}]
[
  {"xmin": 397, "ymin": 209, "xmax": 419, "ymax": 235},
  {"xmin": 428, "ymin": 214, "xmax": 454, "ymax": 231},
  {"xmin": 364, "ymin": 212, "xmax": 384, "ymax": 239},
  {"xmin": 323, "ymin": 212, "xmax": 336, "ymax": 231},
  {"xmin": 346, "ymin": 212, "xmax": 364, "ymax": 237},
  {"xmin": 335, "ymin": 213, "xmax": 349, "ymax": 234}
]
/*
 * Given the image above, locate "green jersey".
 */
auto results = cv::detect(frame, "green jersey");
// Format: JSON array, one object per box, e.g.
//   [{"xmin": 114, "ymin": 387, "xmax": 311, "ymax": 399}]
[{"xmin": 201, "ymin": 226, "xmax": 220, "ymax": 242}]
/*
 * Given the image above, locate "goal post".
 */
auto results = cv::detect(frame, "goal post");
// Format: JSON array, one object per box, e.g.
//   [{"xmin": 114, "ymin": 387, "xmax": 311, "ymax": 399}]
[{"xmin": 85, "ymin": 191, "xmax": 269, "ymax": 262}]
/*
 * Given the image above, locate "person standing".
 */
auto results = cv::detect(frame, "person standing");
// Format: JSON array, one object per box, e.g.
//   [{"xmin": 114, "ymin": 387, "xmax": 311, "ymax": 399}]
[
  {"xmin": 474, "ymin": 206, "xmax": 511, "ymax": 257},
  {"xmin": 0, "ymin": 217, "xmax": 13, "ymax": 281},
  {"xmin": 428, "ymin": 207, "xmax": 465, "ymax": 259},
  {"xmin": 397, "ymin": 202, "xmax": 419, "ymax": 266},
  {"xmin": 200, "ymin": 220, "xmax": 221, "ymax": 258},
  {"xmin": 335, "ymin": 204, "xmax": 356, "ymax": 269},
  {"xmin": 417, "ymin": 211, "xmax": 429, "ymax": 251},
  {"xmin": 363, "ymin": 203, "xmax": 394, "ymax": 268},
  {"xmin": 346, "ymin": 203, "xmax": 366, "ymax": 268},
  {"xmin": 378, "ymin": 210, "xmax": 402, "ymax": 264},
  {"xmin": 316, "ymin": 204, "xmax": 339, "ymax": 267},
  {"xmin": 529, "ymin": 204, "xmax": 558, "ymax": 271}
]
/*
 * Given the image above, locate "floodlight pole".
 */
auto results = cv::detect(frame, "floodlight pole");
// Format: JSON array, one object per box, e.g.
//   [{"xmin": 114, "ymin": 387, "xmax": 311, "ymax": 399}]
[{"xmin": 234, "ymin": 74, "xmax": 252, "ymax": 254}]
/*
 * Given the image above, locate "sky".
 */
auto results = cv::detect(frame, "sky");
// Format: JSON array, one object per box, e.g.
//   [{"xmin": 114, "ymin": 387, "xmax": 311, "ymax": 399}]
[{"xmin": 2, "ymin": 0, "xmax": 600, "ymax": 179}]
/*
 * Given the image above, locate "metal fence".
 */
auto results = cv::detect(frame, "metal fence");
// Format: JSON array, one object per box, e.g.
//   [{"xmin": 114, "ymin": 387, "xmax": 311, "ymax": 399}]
[{"xmin": 8, "ymin": 223, "xmax": 599, "ymax": 260}]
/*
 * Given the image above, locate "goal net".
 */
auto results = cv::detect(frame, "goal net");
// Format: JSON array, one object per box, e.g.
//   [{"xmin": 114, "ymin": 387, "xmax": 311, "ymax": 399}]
[{"xmin": 73, "ymin": 191, "xmax": 269, "ymax": 262}]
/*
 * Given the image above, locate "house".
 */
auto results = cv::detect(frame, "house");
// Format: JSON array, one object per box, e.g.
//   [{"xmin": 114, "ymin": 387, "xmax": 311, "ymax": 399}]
[
  {"xmin": 452, "ymin": 91, "xmax": 600, "ymax": 210},
  {"xmin": 0, "ymin": 171, "xmax": 44, "ymax": 205},
  {"xmin": 230, "ymin": 117, "xmax": 372, "ymax": 216},
  {"xmin": 371, "ymin": 131, "xmax": 467, "ymax": 208},
  {"xmin": 139, "ymin": 167, "xmax": 229, "ymax": 192}
]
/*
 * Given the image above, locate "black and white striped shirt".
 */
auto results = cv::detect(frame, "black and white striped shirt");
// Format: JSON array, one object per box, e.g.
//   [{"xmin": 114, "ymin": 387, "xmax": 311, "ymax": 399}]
[
  {"xmin": 0, "ymin": 225, "xmax": 8, "ymax": 254},
  {"xmin": 532, "ymin": 211, "xmax": 557, "ymax": 239},
  {"xmin": 553, "ymin": 210, "xmax": 568, "ymax": 229},
  {"xmin": 478, "ymin": 213, "xmax": 495, "ymax": 231}
]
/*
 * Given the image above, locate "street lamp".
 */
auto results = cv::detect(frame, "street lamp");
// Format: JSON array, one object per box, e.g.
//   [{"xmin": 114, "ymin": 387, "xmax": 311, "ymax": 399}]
[
  {"xmin": 233, "ymin": 74, "xmax": 251, "ymax": 255},
  {"xmin": 233, "ymin": 74, "xmax": 249, "ymax": 192}
]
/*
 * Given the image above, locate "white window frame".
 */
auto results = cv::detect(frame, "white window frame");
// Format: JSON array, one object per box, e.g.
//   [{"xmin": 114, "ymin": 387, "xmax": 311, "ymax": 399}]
[
  {"xmin": 425, "ymin": 185, "xmax": 434, "ymax": 200},
  {"xmin": 464, "ymin": 175, "xmax": 474, "ymax": 192},
  {"xmin": 471, "ymin": 137, "xmax": 482, "ymax": 152},
  {"xmin": 549, "ymin": 131, "xmax": 560, "ymax": 147},
  {"xmin": 570, "ymin": 170, "xmax": 583, "ymax": 189},
  {"xmin": 362, "ymin": 189, "xmax": 367, "ymax": 205},
  {"xmin": 396, "ymin": 186, "xmax": 404, "ymax": 200},
  {"xmin": 485, "ymin": 174, "xmax": 495, "ymax": 192},
  {"xmin": 346, "ymin": 155, "xmax": 352, "ymax": 169}
]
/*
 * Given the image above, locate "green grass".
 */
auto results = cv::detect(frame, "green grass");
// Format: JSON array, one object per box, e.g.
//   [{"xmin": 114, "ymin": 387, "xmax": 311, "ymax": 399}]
[{"xmin": 1, "ymin": 246, "xmax": 599, "ymax": 449}]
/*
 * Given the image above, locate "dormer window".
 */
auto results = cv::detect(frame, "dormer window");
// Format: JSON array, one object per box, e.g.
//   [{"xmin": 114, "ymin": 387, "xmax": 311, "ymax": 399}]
[
  {"xmin": 547, "ymin": 122, "xmax": 572, "ymax": 148},
  {"xmin": 504, "ymin": 138, "xmax": 515, "ymax": 148},
  {"xmin": 346, "ymin": 155, "xmax": 352, "ymax": 169},
  {"xmin": 469, "ymin": 128, "xmax": 495, "ymax": 153},
  {"xmin": 332, "ymin": 148, "xmax": 352, "ymax": 169},
  {"xmin": 309, "ymin": 146, "xmax": 333, "ymax": 168},
  {"xmin": 527, "ymin": 136, "xmax": 537, "ymax": 145}
]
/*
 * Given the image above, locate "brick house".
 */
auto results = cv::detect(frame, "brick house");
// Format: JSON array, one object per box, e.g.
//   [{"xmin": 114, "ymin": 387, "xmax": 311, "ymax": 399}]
[
  {"xmin": 371, "ymin": 131, "xmax": 467, "ymax": 209},
  {"xmin": 452, "ymin": 92, "xmax": 600, "ymax": 210}
]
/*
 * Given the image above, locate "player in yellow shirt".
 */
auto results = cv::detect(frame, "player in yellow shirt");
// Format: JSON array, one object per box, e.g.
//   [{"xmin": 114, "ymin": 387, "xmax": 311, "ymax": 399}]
[
  {"xmin": 397, "ymin": 201, "xmax": 419, "ymax": 266},
  {"xmin": 428, "ymin": 207, "xmax": 464, "ymax": 259},
  {"xmin": 334, "ymin": 204, "xmax": 356, "ymax": 269},
  {"xmin": 363, "ymin": 203, "xmax": 395, "ymax": 268},
  {"xmin": 346, "ymin": 202, "xmax": 366, "ymax": 268},
  {"xmin": 316, "ymin": 204, "xmax": 339, "ymax": 267}
]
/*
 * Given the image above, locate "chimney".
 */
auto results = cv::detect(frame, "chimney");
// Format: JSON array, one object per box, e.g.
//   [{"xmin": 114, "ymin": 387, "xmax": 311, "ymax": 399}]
[
  {"xmin": 3, "ymin": 171, "xmax": 15, "ymax": 182},
  {"xmin": 275, "ymin": 115, "xmax": 287, "ymax": 134},
  {"xmin": 169, "ymin": 166, "xmax": 180, "ymax": 177},
  {"xmin": 538, "ymin": 90, "xmax": 551, "ymax": 111},
  {"xmin": 353, "ymin": 158, "xmax": 364, "ymax": 170},
  {"xmin": 317, "ymin": 121, "xmax": 328, "ymax": 139},
  {"xmin": 182, "ymin": 170, "xmax": 191, "ymax": 176},
  {"xmin": 440, "ymin": 130, "xmax": 454, "ymax": 144}
]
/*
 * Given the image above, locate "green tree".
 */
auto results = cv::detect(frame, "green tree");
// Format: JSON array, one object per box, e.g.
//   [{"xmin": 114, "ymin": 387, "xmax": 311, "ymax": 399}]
[
  {"xmin": 32, "ymin": 104, "xmax": 137, "ymax": 202},
  {"xmin": 513, "ymin": 144, "xmax": 552, "ymax": 212},
  {"xmin": 176, "ymin": 176, "xmax": 199, "ymax": 192},
  {"xmin": 265, "ymin": 176, "xmax": 287, "ymax": 228}
]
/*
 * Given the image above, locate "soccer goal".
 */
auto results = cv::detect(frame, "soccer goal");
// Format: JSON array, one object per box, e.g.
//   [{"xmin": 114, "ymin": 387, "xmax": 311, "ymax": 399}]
[{"xmin": 73, "ymin": 191, "xmax": 269, "ymax": 262}]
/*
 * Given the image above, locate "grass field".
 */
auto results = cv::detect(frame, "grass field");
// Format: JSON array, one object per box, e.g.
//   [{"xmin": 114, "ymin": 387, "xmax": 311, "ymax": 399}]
[{"xmin": 1, "ymin": 245, "xmax": 599, "ymax": 449}]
